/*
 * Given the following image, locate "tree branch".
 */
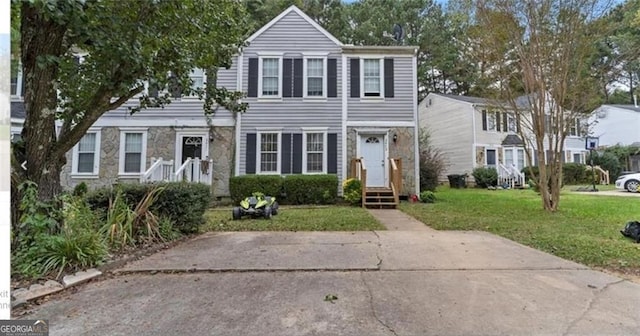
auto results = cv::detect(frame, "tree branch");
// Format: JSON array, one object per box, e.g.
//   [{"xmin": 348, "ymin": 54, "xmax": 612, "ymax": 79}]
[{"xmin": 55, "ymin": 85, "xmax": 144, "ymax": 157}]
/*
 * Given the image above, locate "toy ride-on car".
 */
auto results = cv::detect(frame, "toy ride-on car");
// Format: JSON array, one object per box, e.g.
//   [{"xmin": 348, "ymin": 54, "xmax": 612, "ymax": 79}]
[{"xmin": 232, "ymin": 192, "xmax": 279, "ymax": 220}]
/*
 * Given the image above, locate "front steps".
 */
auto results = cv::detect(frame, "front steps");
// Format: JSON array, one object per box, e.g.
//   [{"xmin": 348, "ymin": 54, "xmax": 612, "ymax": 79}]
[{"xmin": 363, "ymin": 187, "xmax": 397, "ymax": 209}]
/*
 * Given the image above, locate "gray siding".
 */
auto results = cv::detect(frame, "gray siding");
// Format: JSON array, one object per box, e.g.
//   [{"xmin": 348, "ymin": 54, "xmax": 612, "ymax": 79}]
[
  {"xmin": 102, "ymin": 56, "xmax": 238, "ymax": 121},
  {"xmin": 247, "ymin": 11, "xmax": 340, "ymax": 52},
  {"xmin": 347, "ymin": 56, "xmax": 414, "ymax": 121},
  {"xmin": 238, "ymin": 10, "xmax": 343, "ymax": 177},
  {"xmin": 419, "ymin": 94, "xmax": 474, "ymax": 177}
]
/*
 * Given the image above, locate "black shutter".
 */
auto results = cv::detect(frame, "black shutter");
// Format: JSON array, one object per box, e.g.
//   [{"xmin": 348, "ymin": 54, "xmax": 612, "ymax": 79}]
[
  {"xmin": 516, "ymin": 114, "xmax": 521, "ymax": 133},
  {"xmin": 248, "ymin": 58, "xmax": 258, "ymax": 97},
  {"xmin": 482, "ymin": 110, "xmax": 487, "ymax": 131},
  {"xmin": 293, "ymin": 58, "xmax": 303, "ymax": 98},
  {"xmin": 384, "ymin": 58, "xmax": 394, "ymax": 98},
  {"xmin": 281, "ymin": 133, "xmax": 292, "ymax": 174},
  {"xmin": 496, "ymin": 112, "xmax": 501, "ymax": 132},
  {"xmin": 169, "ymin": 75, "xmax": 182, "ymax": 98},
  {"xmin": 148, "ymin": 81, "xmax": 159, "ymax": 98},
  {"xmin": 503, "ymin": 112, "xmax": 508, "ymax": 132},
  {"xmin": 292, "ymin": 133, "xmax": 303, "ymax": 173},
  {"xmin": 328, "ymin": 58, "xmax": 337, "ymax": 98},
  {"xmin": 328, "ymin": 133, "xmax": 338, "ymax": 174},
  {"xmin": 350, "ymin": 58, "xmax": 360, "ymax": 98},
  {"xmin": 282, "ymin": 58, "xmax": 293, "ymax": 98},
  {"xmin": 246, "ymin": 133, "xmax": 257, "ymax": 174}
]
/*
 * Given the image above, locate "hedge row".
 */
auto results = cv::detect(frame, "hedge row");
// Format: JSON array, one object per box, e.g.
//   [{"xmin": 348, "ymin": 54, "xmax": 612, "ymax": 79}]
[
  {"xmin": 85, "ymin": 182, "xmax": 212, "ymax": 233},
  {"xmin": 229, "ymin": 174, "xmax": 338, "ymax": 205},
  {"xmin": 521, "ymin": 163, "xmax": 593, "ymax": 185}
]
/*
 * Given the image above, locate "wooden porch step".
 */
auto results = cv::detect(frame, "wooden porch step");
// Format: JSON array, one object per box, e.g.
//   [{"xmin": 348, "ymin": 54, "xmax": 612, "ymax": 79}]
[{"xmin": 363, "ymin": 187, "xmax": 397, "ymax": 209}]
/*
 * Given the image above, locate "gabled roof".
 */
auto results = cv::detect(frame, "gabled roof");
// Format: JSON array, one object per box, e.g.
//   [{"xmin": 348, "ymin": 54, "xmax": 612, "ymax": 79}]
[
  {"xmin": 434, "ymin": 93, "xmax": 490, "ymax": 105},
  {"xmin": 246, "ymin": 5, "xmax": 344, "ymax": 47}
]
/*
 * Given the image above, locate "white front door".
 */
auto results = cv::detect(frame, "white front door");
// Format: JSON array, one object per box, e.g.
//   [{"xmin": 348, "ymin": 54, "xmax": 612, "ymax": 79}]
[{"xmin": 361, "ymin": 135, "xmax": 386, "ymax": 187}]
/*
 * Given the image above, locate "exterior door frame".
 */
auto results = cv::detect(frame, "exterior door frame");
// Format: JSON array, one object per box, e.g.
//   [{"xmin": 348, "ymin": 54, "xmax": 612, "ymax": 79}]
[
  {"xmin": 503, "ymin": 146, "xmax": 525, "ymax": 170},
  {"xmin": 355, "ymin": 128, "xmax": 390, "ymax": 187},
  {"xmin": 174, "ymin": 128, "xmax": 210, "ymax": 171}
]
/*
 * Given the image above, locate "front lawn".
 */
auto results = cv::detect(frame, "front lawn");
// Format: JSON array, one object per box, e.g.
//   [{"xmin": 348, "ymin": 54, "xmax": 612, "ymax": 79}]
[
  {"xmin": 400, "ymin": 188, "xmax": 640, "ymax": 274},
  {"xmin": 203, "ymin": 206, "xmax": 385, "ymax": 232}
]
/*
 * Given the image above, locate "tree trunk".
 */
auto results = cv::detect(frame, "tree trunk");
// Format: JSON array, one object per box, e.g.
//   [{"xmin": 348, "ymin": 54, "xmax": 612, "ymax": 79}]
[{"xmin": 20, "ymin": 2, "xmax": 69, "ymax": 202}]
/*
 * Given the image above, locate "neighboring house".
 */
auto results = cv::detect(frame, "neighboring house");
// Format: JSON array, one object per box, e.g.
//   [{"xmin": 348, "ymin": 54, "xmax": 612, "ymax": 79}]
[
  {"xmin": 10, "ymin": 67, "xmax": 25, "ymax": 142},
  {"xmin": 419, "ymin": 93, "xmax": 589, "ymax": 185},
  {"xmin": 589, "ymin": 104, "xmax": 640, "ymax": 147},
  {"xmin": 11, "ymin": 5, "xmax": 420, "ymax": 203}
]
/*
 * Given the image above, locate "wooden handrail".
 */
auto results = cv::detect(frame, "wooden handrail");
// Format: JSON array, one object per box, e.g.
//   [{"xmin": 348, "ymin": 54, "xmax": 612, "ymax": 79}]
[
  {"xmin": 359, "ymin": 158, "xmax": 367, "ymax": 207},
  {"xmin": 389, "ymin": 158, "xmax": 401, "ymax": 204}
]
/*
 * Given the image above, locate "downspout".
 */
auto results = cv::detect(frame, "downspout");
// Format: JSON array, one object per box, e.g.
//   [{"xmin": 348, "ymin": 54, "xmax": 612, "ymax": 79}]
[{"xmin": 471, "ymin": 103, "xmax": 477, "ymax": 170}]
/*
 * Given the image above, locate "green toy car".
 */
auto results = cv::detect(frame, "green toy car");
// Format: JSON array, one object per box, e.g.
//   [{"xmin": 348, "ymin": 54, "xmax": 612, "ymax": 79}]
[{"xmin": 232, "ymin": 192, "xmax": 279, "ymax": 220}]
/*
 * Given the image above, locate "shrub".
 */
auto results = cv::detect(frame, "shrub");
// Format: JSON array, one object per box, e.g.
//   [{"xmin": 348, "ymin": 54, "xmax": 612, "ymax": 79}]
[
  {"xmin": 342, "ymin": 178, "xmax": 362, "ymax": 206},
  {"xmin": 588, "ymin": 151, "xmax": 624, "ymax": 180},
  {"xmin": 563, "ymin": 163, "xmax": 590, "ymax": 185},
  {"xmin": 472, "ymin": 167, "xmax": 498, "ymax": 188},
  {"xmin": 86, "ymin": 182, "xmax": 212, "ymax": 234},
  {"xmin": 419, "ymin": 128, "xmax": 447, "ymax": 191},
  {"xmin": 229, "ymin": 175, "xmax": 283, "ymax": 203},
  {"xmin": 419, "ymin": 191, "xmax": 436, "ymax": 203},
  {"xmin": 521, "ymin": 166, "xmax": 539, "ymax": 182},
  {"xmin": 282, "ymin": 174, "xmax": 338, "ymax": 205},
  {"xmin": 72, "ymin": 182, "xmax": 88, "ymax": 197}
]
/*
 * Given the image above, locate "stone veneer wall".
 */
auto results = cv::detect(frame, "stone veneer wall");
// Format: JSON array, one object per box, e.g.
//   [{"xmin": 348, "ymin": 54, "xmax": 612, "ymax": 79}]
[
  {"xmin": 346, "ymin": 126, "xmax": 416, "ymax": 196},
  {"xmin": 61, "ymin": 126, "xmax": 176, "ymax": 190},
  {"xmin": 210, "ymin": 126, "xmax": 234, "ymax": 198}
]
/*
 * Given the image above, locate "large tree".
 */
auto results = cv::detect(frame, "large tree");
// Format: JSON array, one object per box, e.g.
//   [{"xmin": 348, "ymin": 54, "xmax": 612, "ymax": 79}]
[
  {"xmin": 12, "ymin": 0, "xmax": 250, "ymax": 202},
  {"xmin": 471, "ymin": 0, "xmax": 610, "ymax": 211}
]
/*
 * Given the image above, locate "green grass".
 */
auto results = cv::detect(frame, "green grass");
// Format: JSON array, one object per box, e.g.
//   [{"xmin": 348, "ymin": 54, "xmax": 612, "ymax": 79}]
[
  {"xmin": 203, "ymin": 206, "xmax": 385, "ymax": 232},
  {"xmin": 399, "ymin": 187, "xmax": 640, "ymax": 271}
]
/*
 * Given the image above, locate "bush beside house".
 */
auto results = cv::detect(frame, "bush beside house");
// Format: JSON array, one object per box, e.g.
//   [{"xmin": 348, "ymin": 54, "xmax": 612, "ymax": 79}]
[
  {"xmin": 229, "ymin": 174, "xmax": 339, "ymax": 205},
  {"xmin": 472, "ymin": 167, "xmax": 498, "ymax": 188}
]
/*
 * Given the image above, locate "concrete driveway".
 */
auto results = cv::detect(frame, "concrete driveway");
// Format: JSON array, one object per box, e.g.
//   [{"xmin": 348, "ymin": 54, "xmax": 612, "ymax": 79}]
[{"xmin": 18, "ymin": 230, "xmax": 640, "ymax": 336}]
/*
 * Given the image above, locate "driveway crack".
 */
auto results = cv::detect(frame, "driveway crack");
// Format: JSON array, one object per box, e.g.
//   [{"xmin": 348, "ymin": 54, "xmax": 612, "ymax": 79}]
[
  {"xmin": 562, "ymin": 279, "xmax": 626, "ymax": 336},
  {"xmin": 361, "ymin": 272, "xmax": 398, "ymax": 336},
  {"xmin": 371, "ymin": 231, "xmax": 383, "ymax": 269}
]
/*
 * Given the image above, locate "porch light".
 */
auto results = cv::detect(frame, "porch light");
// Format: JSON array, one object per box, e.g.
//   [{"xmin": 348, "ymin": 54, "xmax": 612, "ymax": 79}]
[{"xmin": 393, "ymin": 133, "xmax": 398, "ymax": 143}]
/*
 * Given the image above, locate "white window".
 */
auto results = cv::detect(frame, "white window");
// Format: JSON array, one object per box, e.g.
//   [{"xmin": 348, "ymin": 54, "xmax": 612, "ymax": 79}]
[
  {"xmin": 362, "ymin": 59, "xmax": 382, "ymax": 97},
  {"xmin": 304, "ymin": 58, "xmax": 326, "ymax": 97},
  {"xmin": 257, "ymin": 132, "xmax": 280, "ymax": 174},
  {"xmin": 569, "ymin": 118, "xmax": 583, "ymax": 137},
  {"xmin": 573, "ymin": 152, "xmax": 585, "ymax": 164},
  {"xmin": 119, "ymin": 129, "xmax": 148, "ymax": 175},
  {"xmin": 189, "ymin": 68, "xmax": 205, "ymax": 93},
  {"xmin": 72, "ymin": 129, "xmax": 101, "ymax": 176},
  {"xmin": 507, "ymin": 113, "xmax": 518, "ymax": 132},
  {"xmin": 303, "ymin": 132, "xmax": 327, "ymax": 174},
  {"xmin": 259, "ymin": 57, "xmax": 281, "ymax": 97},
  {"xmin": 487, "ymin": 112, "xmax": 497, "ymax": 131}
]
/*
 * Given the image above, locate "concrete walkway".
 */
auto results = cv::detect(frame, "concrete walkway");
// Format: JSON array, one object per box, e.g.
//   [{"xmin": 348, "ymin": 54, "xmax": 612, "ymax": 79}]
[
  {"xmin": 367, "ymin": 209, "xmax": 435, "ymax": 231},
  {"xmin": 22, "ymin": 230, "xmax": 640, "ymax": 335}
]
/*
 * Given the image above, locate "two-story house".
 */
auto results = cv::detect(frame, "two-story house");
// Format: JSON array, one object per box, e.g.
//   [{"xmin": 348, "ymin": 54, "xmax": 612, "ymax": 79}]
[
  {"xmin": 12, "ymin": 5, "xmax": 420, "ymax": 203},
  {"xmin": 420, "ymin": 93, "xmax": 589, "ymax": 185},
  {"xmin": 589, "ymin": 103, "xmax": 640, "ymax": 147}
]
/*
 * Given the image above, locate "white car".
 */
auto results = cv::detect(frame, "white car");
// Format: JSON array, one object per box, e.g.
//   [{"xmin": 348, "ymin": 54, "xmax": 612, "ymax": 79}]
[{"xmin": 615, "ymin": 173, "xmax": 640, "ymax": 192}]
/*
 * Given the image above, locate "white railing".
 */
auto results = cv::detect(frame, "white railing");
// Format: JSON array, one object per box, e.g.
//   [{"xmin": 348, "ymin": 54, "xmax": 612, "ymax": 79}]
[
  {"xmin": 140, "ymin": 157, "xmax": 175, "ymax": 183},
  {"xmin": 173, "ymin": 157, "xmax": 214, "ymax": 185},
  {"xmin": 497, "ymin": 163, "xmax": 525, "ymax": 189},
  {"xmin": 140, "ymin": 157, "xmax": 213, "ymax": 185}
]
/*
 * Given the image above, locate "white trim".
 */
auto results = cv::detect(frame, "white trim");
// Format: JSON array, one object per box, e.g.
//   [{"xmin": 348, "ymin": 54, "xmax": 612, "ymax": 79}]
[
  {"xmin": 345, "ymin": 53, "xmax": 414, "ymax": 59},
  {"xmin": 360, "ymin": 58, "xmax": 384, "ymax": 99},
  {"xmin": 300, "ymin": 127, "xmax": 329, "ymax": 131},
  {"xmin": 71, "ymin": 128, "xmax": 102, "ymax": 177},
  {"xmin": 175, "ymin": 131, "xmax": 210, "ymax": 171},
  {"xmin": 341, "ymin": 54, "xmax": 348, "ymax": 188},
  {"xmin": 10, "ymin": 118, "xmax": 24, "ymax": 124},
  {"xmin": 255, "ymin": 127, "xmax": 284, "ymax": 131},
  {"xmin": 246, "ymin": 5, "xmax": 344, "ymax": 47},
  {"xmin": 258, "ymin": 55, "xmax": 283, "ymax": 99},
  {"xmin": 90, "ymin": 118, "xmax": 235, "ymax": 127},
  {"xmin": 256, "ymin": 131, "xmax": 282, "ymax": 174},
  {"xmin": 302, "ymin": 131, "xmax": 328, "ymax": 174},
  {"xmin": 354, "ymin": 128, "xmax": 390, "ymax": 134},
  {"xmin": 303, "ymin": 55, "xmax": 328, "ymax": 99},
  {"xmin": 118, "ymin": 128, "xmax": 148, "ymax": 176},
  {"xmin": 235, "ymin": 52, "xmax": 244, "ymax": 177},
  {"xmin": 256, "ymin": 51, "xmax": 285, "ymax": 57},
  {"xmin": 412, "ymin": 54, "xmax": 420, "ymax": 195},
  {"xmin": 471, "ymin": 104, "xmax": 478, "ymax": 169},
  {"xmin": 346, "ymin": 121, "xmax": 414, "ymax": 127}
]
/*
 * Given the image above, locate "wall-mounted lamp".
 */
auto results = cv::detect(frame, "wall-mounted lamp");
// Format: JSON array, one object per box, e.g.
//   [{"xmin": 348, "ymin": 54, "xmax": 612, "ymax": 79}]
[
  {"xmin": 209, "ymin": 134, "xmax": 214, "ymax": 143},
  {"xmin": 393, "ymin": 133, "xmax": 398, "ymax": 143}
]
